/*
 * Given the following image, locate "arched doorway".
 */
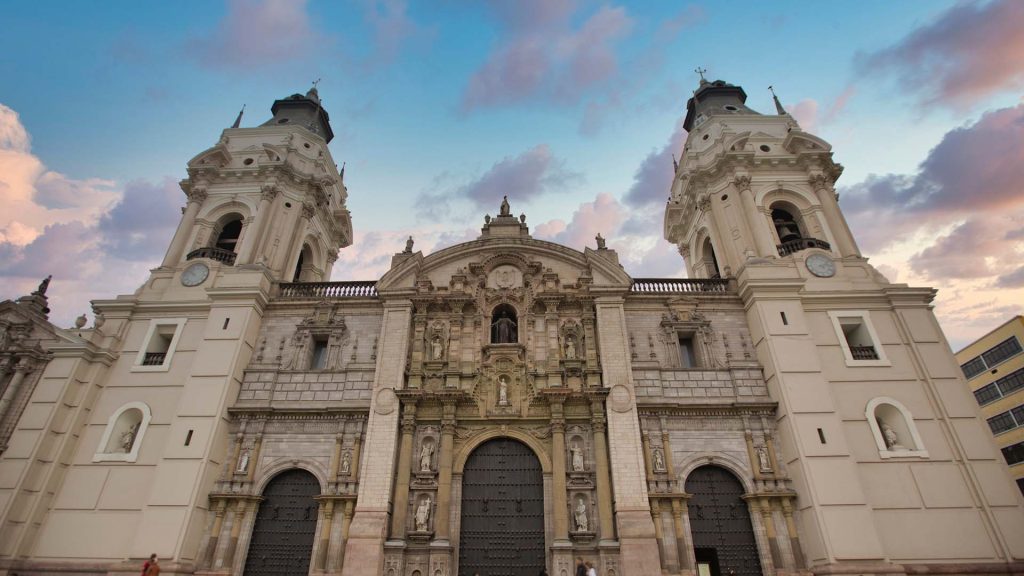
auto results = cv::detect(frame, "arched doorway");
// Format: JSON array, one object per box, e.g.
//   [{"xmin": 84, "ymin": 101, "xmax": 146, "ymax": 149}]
[
  {"xmin": 685, "ymin": 465, "xmax": 761, "ymax": 576},
  {"xmin": 459, "ymin": 438, "xmax": 544, "ymax": 576},
  {"xmin": 244, "ymin": 469, "xmax": 321, "ymax": 576}
]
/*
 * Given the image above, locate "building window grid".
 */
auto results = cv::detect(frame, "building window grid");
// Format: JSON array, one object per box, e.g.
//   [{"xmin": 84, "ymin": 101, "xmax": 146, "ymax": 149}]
[
  {"xmin": 987, "ymin": 411, "xmax": 1018, "ymax": 435},
  {"xmin": 1002, "ymin": 441, "xmax": 1024, "ymax": 467},
  {"xmin": 961, "ymin": 336, "xmax": 1022, "ymax": 379},
  {"xmin": 974, "ymin": 367, "xmax": 1024, "ymax": 406}
]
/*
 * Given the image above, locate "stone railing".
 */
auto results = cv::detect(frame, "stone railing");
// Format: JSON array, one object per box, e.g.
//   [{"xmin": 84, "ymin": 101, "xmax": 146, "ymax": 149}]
[
  {"xmin": 777, "ymin": 237, "xmax": 831, "ymax": 256},
  {"xmin": 279, "ymin": 281, "xmax": 379, "ymax": 299},
  {"xmin": 631, "ymin": 278, "xmax": 730, "ymax": 294},
  {"xmin": 186, "ymin": 246, "xmax": 237, "ymax": 265}
]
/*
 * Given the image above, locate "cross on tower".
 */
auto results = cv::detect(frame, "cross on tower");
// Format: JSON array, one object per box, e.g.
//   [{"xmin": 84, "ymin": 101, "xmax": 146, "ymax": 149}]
[
  {"xmin": 694, "ymin": 67, "xmax": 707, "ymax": 81},
  {"xmin": 311, "ymin": 78, "xmax": 321, "ymax": 90}
]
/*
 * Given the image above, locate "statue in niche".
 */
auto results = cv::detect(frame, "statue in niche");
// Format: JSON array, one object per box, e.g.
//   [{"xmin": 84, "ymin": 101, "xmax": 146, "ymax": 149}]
[
  {"xmin": 492, "ymin": 312, "xmax": 517, "ymax": 343},
  {"xmin": 574, "ymin": 499, "xmax": 589, "ymax": 532},
  {"xmin": 499, "ymin": 195, "xmax": 511, "ymax": 217},
  {"xmin": 341, "ymin": 450, "xmax": 352, "ymax": 475},
  {"xmin": 571, "ymin": 443, "xmax": 585, "ymax": 472},
  {"xmin": 120, "ymin": 422, "xmax": 140, "ymax": 453},
  {"xmin": 430, "ymin": 334, "xmax": 444, "ymax": 360},
  {"xmin": 237, "ymin": 450, "xmax": 250, "ymax": 473},
  {"xmin": 652, "ymin": 447, "xmax": 666, "ymax": 472},
  {"xmin": 419, "ymin": 442, "xmax": 434, "ymax": 472},
  {"xmin": 880, "ymin": 420, "xmax": 904, "ymax": 450},
  {"xmin": 564, "ymin": 336, "xmax": 577, "ymax": 360},
  {"xmin": 756, "ymin": 446, "xmax": 771, "ymax": 472},
  {"xmin": 415, "ymin": 497, "xmax": 431, "ymax": 531},
  {"xmin": 498, "ymin": 376, "xmax": 509, "ymax": 406}
]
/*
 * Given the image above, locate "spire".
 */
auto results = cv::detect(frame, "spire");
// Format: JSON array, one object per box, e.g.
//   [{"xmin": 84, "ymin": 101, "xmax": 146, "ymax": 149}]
[
  {"xmin": 231, "ymin": 104, "xmax": 245, "ymax": 129},
  {"xmin": 768, "ymin": 85, "xmax": 786, "ymax": 115},
  {"xmin": 339, "ymin": 161, "xmax": 346, "ymax": 181},
  {"xmin": 262, "ymin": 83, "xmax": 335, "ymax": 143},
  {"xmin": 307, "ymin": 78, "xmax": 321, "ymax": 103},
  {"xmin": 672, "ymin": 154, "xmax": 679, "ymax": 171}
]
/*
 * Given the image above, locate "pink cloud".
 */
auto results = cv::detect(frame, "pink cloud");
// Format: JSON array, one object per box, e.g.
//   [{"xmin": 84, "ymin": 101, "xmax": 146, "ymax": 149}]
[
  {"xmin": 857, "ymin": 0, "xmax": 1024, "ymax": 107},
  {"xmin": 788, "ymin": 99, "xmax": 819, "ymax": 134},
  {"xmin": 623, "ymin": 118, "xmax": 687, "ymax": 208}
]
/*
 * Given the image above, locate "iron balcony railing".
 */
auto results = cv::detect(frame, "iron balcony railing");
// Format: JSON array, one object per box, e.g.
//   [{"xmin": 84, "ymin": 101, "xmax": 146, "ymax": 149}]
[
  {"xmin": 631, "ymin": 278, "xmax": 730, "ymax": 293},
  {"xmin": 279, "ymin": 281, "xmax": 379, "ymax": 299},
  {"xmin": 141, "ymin": 352, "xmax": 167, "ymax": 366},
  {"xmin": 777, "ymin": 237, "xmax": 831, "ymax": 257},
  {"xmin": 850, "ymin": 345, "xmax": 880, "ymax": 361},
  {"xmin": 186, "ymin": 246, "xmax": 237, "ymax": 265}
]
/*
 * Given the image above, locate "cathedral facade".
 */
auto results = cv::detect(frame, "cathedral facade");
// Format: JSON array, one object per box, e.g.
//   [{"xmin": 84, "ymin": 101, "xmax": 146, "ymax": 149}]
[{"xmin": 0, "ymin": 80, "xmax": 1022, "ymax": 576}]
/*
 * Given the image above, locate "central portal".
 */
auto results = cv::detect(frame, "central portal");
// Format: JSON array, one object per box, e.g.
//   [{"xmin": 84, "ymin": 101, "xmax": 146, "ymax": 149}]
[{"xmin": 459, "ymin": 438, "xmax": 545, "ymax": 576}]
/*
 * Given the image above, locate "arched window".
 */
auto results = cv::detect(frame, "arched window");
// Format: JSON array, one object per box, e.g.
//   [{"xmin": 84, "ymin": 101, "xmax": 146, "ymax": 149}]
[
  {"xmin": 771, "ymin": 205, "xmax": 804, "ymax": 243},
  {"xmin": 93, "ymin": 401, "xmax": 152, "ymax": 463},
  {"xmin": 490, "ymin": 304, "xmax": 518, "ymax": 344},
  {"xmin": 293, "ymin": 244, "xmax": 314, "ymax": 282},
  {"xmin": 701, "ymin": 237, "xmax": 721, "ymax": 279},
  {"xmin": 213, "ymin": 216, "xmax": 243, "ymax": 253},
  {"xmin": 866, "ymin": 397, "xmax": 928, "ymax": 459}
]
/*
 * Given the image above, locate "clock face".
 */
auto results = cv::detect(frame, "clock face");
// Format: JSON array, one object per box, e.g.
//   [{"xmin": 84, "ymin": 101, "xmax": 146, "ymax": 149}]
[
  {"xmin": 806, "ymin": 253, "xmax": 836, "ymax": 278},
  {"xmin": 181, "ymin": 262, "xmax": 210, "ymax": 287}
]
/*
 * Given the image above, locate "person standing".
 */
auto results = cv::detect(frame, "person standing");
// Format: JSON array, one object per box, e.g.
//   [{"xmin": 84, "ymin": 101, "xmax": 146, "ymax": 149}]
[
  {"xmin": 141, "ymin": 554, "xmax": 156, "ymax": 576},
  {"xmin": 575, "ymin": 556, "xmax": 586, "ymax": 576},
  {"xmin": 145, "ymin": 556, "xmax": 160, "ymax": 576},
  {"xmin": 585, "ymin": 560, "xmax": 597, "ymax": 576}
]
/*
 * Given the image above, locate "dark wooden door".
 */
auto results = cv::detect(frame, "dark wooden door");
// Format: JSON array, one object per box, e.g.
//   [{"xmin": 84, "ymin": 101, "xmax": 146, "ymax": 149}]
[
  {"xmin": 459, "ymin": 438, "xmax": 545, "ymax": 576},
  {"xmin": 244, "ymin": 469, "xmax": 320, "ymax": 576},
  {"xmin": 685, "ymin": 466, "xmax": 762, "ymax": 576}
]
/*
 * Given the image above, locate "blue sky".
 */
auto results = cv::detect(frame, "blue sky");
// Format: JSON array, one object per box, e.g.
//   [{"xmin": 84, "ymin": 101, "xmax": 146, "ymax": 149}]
[{"xmin": 2, "ymin": 0, "xmax": 1023, "ymax": 349}]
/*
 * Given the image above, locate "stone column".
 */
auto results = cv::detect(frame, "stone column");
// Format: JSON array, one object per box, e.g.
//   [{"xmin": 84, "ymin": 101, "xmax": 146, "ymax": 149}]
[
  {"xmin": 0, "ymin": 359, "xmax": 30, "ymax": 421},
  {"xmin": 744, "ymin": 430, "xmax": 762, "ymax": 481},
  {"xmin": 342, "ymin": 300, "xmax": 412, "ymax": 576},
  {"xmin": 246, "ymin": 433, "xmax": 264, "ymax": 484},
  {"xmin": 317, "ymin": 500, "xmax": 335, "ymax": 570},
  {"xmin": 203, "ymin": 499, "xmax": 227, "ymax": 568},
  {"xmin": 810, "ymin": 174, "xmax": 859, "ymax": 257},
  {"xmin": 350, "ymin": 429, "xmax": 364, "ymax": 484},
  {"xmin": 237, "ymin": 185, "xmax": 277, "ymax": 265},
  {"xmin": 640, "ymin": 433, "xmax": 654, "ymax": 479},
  {"xmin": 590, "ymin": 400, "xmax": 615, "ymax": 542},
  {"xmin": 222, "ymin": 499, "xmax": 249, "ymax": 568},
  {"xmin": 593, "ymin": 296, "xmax": 661, "ymax": 575},
  {"xmin": 329, "ymin": 432, "xmax": 344, "ymax": 486},
  {"xmin": 781, "ymin": 498, "xmax": 805, "ymax": 568},
  {"xmin": 434, "ymin": 402, "xmax": 457, "ymax": 540},
  {"xmin": 335, "ymin": 499, "xmax": 355, "ymax": 570},
  {"xmin": 650, "ymin": 499, "xmax": 668, "ymax": 571},
  {"xmin": 389, "ymin": 403, "xmax": 417, "ymax": 539},
  {"xmin": 161, "ymin": 187, "xmax": 206, "ymax": 267},
  {"xmin": 734, "ymin": 176, "xmax": 776, "ymax": 258},
  {"xmin": 550, "ymin": 400, "xmax": 570, "ymax": 541},
  {"xmin": 671, "ymin": 498, "xmax": 691, "ymax": 571},
  {"xmin": 756, "ymin": 498, "xmax": 781, "ymax": 568}
]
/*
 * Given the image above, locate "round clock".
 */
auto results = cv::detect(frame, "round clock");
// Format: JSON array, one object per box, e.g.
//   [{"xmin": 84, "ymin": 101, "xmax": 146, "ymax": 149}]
[
  {"xmin": 806, "ymin": 253, "xmax": 836, "ymax": 278},
  {"xmin": 181, "ymin": 262, "xmax": 210, "ymax": 287}
]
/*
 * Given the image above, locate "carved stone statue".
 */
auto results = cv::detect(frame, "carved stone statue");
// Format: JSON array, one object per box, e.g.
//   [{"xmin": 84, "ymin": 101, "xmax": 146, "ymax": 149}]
[
  {"xmin": 499, "ymin": 195, "xmax": 511, "ymax": 216},
  {"xmin": 498, "ymin": 377, "xmax": 509, "ymax": 406},
  {"xmin": 574, "ymin": 500, "xmax": 589, "ymax": 532},
  {"xmin": 571, "ymin": 443, "xmax": 585, "ymax": 472},
  {"xmin": 415, "ymin": 497, "xmax": 431, "ymax": 531},
  {"xmin": 420, "ymin": 442, "xmax": 434, "ymax": 472},
  {"xmin": 404, "ymin": 236, "xmax": 414, "ymax": 253},
  {"xmin": 237, "ymin": 450, "xmax": 250, "ymax": 473},
  {"xmin": 120, "ymin": 422, "xmax": 140, "ymax": 453},
  {"xmin": 34, "ymin": 275, "xmax": 52, "ymax": 296},
  {"xmin": 430, "ymin": 335, "xmax": 444, "ymax": 360},
  {"xmin": 492, "ymin": 313, "xmax": 517, "ymax": 343},
  {"xmin": 564, "ymin": 336, "xmax": 576, "ymax": 360},
  {"xmin": 880, "ymin": 421, "xmax": 904, "ymax": 450},
  {"xmin": 595, "ymin": 233, "xmax": 606, "ymax": 250},
  {"xmin": 756, "ymin": 446, "xmax": 772, "ymax": 472},
  {"xmin": 652, "ymin": 447, "xmax": 666, "ymax": 472},
  {"xmin": 341, "ymin": 450, "xmax": 352, "ymax": 475}
]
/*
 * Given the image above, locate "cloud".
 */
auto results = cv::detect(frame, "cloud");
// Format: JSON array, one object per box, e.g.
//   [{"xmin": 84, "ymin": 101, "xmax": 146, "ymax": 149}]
[
  {"xmin": 186, "ymin": 0, "xmax": 328, "ymax": 69},
  {"xmin": 461, "ymin": 3, "xmax": 632, "ymax": 111},
  {"xmin": 415, "ymin": 144, "xmax": 581, "ymax": 220},
  {"xmin": 623, "ymin": 119, "xmax": 687, "ymax": 208},
  {"xmin": 360, "ymin": 0, "xmax": 424, "ymax": 67},
  {"xmin": 0, "ymin": 104, "xmax": 30, "ymax": 152},
  {"xmin": 856, "ymin": 0, "xmax": 1024, "ymax": 108},
  {"xmin": 786, "ymin": 86, "xmax": 855, "ymax": 134}
]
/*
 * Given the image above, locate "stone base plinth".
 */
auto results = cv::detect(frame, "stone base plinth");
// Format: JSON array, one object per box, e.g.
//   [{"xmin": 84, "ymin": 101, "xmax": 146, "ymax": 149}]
[
  {"xmin": 340, "ymin": 510, "xmax": 389, "ymax": 576},
  {"xmin": 615, "ymin": 509, "xmax": 661, "ymax": 576}
]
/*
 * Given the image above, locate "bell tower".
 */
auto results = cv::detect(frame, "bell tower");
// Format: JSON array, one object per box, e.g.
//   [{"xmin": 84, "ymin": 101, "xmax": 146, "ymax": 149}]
[{"xmin": 665, "ymin": 78, "xmax": 1024, "ymax": 573}]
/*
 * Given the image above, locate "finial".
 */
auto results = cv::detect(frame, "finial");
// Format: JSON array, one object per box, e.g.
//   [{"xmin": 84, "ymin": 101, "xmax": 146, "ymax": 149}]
[
  {"xmin": 695, "ymin": 67, "xmax": 708, "ymax": 83},
  {"xmin": 231, "ymin": 104, "xmax": 245, "ymax": 129},
  {"xmin": 672, "ymin": 154, "xmax": 678, "ymax": 171},
  {"xmin": 768, "ymin": 85, "xmax": 786, "ymax": 115},
  {"xmin": 339, "ymin": 161, "xmax": 346, "ymax": 180},
  {"xmin": 75, "ymin": 314, "xmax": 87, "ymax": 329},
  {"xmin": 311, "ymin": 78, "xmax": 321, "ymax": 91}
]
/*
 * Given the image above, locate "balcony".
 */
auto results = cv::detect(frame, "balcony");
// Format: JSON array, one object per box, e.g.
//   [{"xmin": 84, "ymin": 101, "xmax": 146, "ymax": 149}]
[
  {"xmin": 850, "ymin": 345, "xmax": 879, "ymax": 361},
  {"xmin": 631, "ymin": 278, "xmax": 730, "ymax": 294},
  {"xmin": 777, "ymin": 237, "xmax": 831, "ymax": 256},
  {"xmin": 279, "ymin": 281, "xmax": 379, "ymax": 299},
  {"xmin": 141, "ymin": 352, "xmax": 167, "ymax": 366},
  {"xmin": 186, "ymin": 247, "xmax": 237, "ymax": 265}
]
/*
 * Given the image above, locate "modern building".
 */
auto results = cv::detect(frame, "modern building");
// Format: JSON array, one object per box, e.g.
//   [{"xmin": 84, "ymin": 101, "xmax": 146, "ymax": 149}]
[
  {"xmin": 0, "ymin": 79, "xmax": 1021, "ymax": 576},
  {"xmin": 955, "ymin": 316, "xmax": 1024, "ymax": 496}
]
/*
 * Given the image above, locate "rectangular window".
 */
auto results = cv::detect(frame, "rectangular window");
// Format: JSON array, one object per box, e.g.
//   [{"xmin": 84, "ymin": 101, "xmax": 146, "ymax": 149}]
[
  {"xmin": 829, "ymin": 311, "xmax": 889, "ymax": 366},
  {"xmin": 132, "ymin": 319, "xmax": 187, "ymax": 372},
  {"xmin": 998, "ymin": 367, "xmax": 1024, "ymax": 396},
  {"xmin": 961, "ymin": 336, "xmax": 1023, "ymax": 380},
  {"xmin": 1001, "ymin": 441, "xmax": 1024, "ymax": 466},
  {"xmin": 679, "ymin": 335, "xmax": 697, "ymax": 368},
  {"xmin": 974, "ymin": 383, "xmax": 1002, "ymax": 406},
  {"xmin": 310, "ymin": 339, "xmax": 329, "ymax": 370},
  {"xmin": 988, "ymin": 412, "xmax": 1017, "ymax": 435}
]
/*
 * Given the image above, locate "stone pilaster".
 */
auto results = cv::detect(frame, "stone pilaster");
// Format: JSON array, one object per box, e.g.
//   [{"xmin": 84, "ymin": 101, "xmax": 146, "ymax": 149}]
[
  {"xmin": 590, "ymin": 399, "xmax": 615, "ymax": 542},
  {"xmin": 237, "ymin": 185, "xmax": 277, "ymax": 265},
  {"xmin": 809, "ymin": 174, "xmax": 859, "ymax": 257},
  {"xmin": 316, "ymin": 500, "xmax": 335, "ymax": 571},
  {"xmin": 550, "ymin": 400, "xmax": 570, "ymax": 541},
  {"xmin": 650, "ymin": 499, "xmax": 668, "ymax": 571},
  {"xmin": 733, "ymin": 175, "xmax": 776, "ymax": 258},
  {"xmin": 433, "ymin": 402, "xmax": 456, "ymax": 541},
  {"xmin": 671, "ymin": 498, "xmax": 691, "ymax": 571},
  {"xmin": 389, "ymin": 403, "xmax": 417, "ymax": 539},
  {"xmin": 161, "ymin": 186, "xmax": 206, "ymax": 267}
]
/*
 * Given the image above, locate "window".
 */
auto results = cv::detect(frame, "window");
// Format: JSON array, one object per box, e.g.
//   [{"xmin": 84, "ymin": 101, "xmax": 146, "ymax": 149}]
[
  {"xmin": 132, "ymin": 318, "xmax": 186, "ymax": 372},
  {"xmin": 987, "ymin": 405, "xmax": 1024, "ymax": 435},
  {"xmin": 701, "ymin": 236, "xmax": 721, "ymax": 279},
  {"xmin": 679, "ymin": 335, "xmax": 697, "ymax": 368},
  {"xmin": 865, "ymin": 397, "xmax": 928, "ymax": 459},
  {"xmin": 214, "ymin": 217, "xmax": 243, "ymax": 253},
  {"xmin": 973, "ymin": 367, "xmax": 1024, "ymax": 406},
  {"xmin": 93, "ymin": 401, "xmax": 152, "ymax": 463},
  {"xmin": 960, "ymin": 336, "xmax": 1023, "ymax": 379},
  {"xmin": 771, "ymin": 207, "xmax": 803, "ymax": 243},
  {"xmin": 829, "ymin": 311, "xmax": 889, "ymax": 366},
  {"xmin": 1002, "ymin": 441, "xmax": 1024, "ymax": 466},
  {"xmin": 310, "ymin": 338, "xmax": 328, "ymax": 370}
]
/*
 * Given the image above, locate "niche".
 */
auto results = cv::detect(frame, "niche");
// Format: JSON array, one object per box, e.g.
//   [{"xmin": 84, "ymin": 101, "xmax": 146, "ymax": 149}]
[
  {"xmin": 94, "ymin": 401, "xmax": 152, "ymax": 463},
  {"xmin": 490, "ymin": 304, "xmax": 519, "ymax": 344},
  {"xmin": 866, "ymin": 397, "xmax": 928, "ymax": 459}
]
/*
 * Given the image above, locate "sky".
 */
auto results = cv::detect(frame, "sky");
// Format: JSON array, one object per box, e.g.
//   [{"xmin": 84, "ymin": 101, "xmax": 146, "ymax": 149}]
[{"xmin": 1, "ymin": 0, "xmax": 1023, "ymax": 351}]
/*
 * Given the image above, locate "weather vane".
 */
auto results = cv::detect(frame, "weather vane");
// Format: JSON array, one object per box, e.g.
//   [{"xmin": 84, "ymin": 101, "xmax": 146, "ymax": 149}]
[{"xmin": 695, "ymin": 67, "xmax": 707, "ymax": 81}]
